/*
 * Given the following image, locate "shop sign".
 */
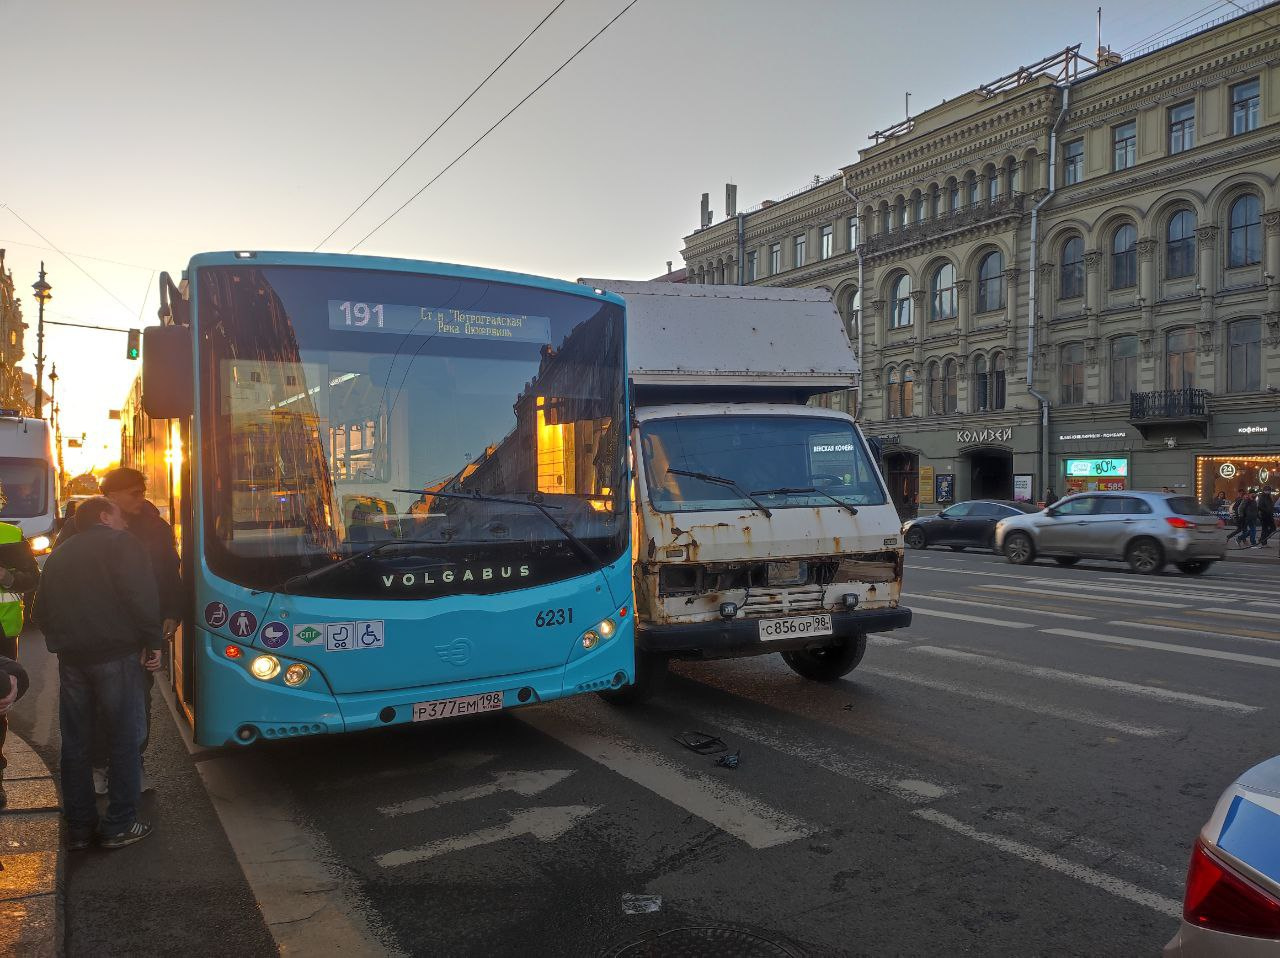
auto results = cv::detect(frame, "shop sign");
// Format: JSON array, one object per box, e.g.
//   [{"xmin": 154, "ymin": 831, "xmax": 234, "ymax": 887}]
[
  {"xmin": 935, "ymin": 473, "xmax": 955, "ymax": 503},
  {"xmin": 1238, "ymin": 426, "xmax": 1270, "ymax": 434},
  {"xmin": 957, "ymin": 427, "xmax": 1012, "ymax": 443},
  {"xmin": 1219, "ymin": 462, "xmax": 1238, "ymax": 479},
  {"xmin": 1065, "ymin": 457, "xmax": 1128, "ymax": 478},
  {"xmin": 1013, "ymin": 474, "xmax": 1034, "ymax": 502},
  {"xmin": 919, "ymin": 465, "xmax": 936, "ymax": 504},
  {"xmin": 1057, "ymin": 432, "xmax": 1127, "ymax": 441}
]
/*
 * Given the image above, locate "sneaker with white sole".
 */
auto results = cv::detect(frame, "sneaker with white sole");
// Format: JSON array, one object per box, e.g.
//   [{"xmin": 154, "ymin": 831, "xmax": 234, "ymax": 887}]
[
  {"xmin": 92, "ymin": 767, "xmax": 108, "ymax": 796},
  {"xmin": 100, "ymin": 821, "xmax": 152, "ymax": 849}
]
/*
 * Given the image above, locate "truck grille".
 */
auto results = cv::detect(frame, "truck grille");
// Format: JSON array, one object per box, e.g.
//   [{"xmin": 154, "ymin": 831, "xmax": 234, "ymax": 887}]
[{"xmin": 740, "ymin": 585, "xmax": 827, "ymax": 615}]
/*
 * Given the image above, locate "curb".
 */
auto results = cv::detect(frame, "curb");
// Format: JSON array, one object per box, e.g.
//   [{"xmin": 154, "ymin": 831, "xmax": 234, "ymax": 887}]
[{"xmin": 0, "ymin": 731, "xmax": 61, "ymax": 957}]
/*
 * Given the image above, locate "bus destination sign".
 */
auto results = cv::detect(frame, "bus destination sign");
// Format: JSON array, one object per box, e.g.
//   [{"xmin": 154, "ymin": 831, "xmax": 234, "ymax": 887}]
[{"xmin": 328, "ymin": 300, "xmax": 551, "ymax": 344}]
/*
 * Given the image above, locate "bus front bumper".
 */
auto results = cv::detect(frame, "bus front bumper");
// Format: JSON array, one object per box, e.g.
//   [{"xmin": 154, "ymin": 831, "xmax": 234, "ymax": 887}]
[{"xmin": 637, "ymin": 606, "xmax": 912, "ymax": 659}]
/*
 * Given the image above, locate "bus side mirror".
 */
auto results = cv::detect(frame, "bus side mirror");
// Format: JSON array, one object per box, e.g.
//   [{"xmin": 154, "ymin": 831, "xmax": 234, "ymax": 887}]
[{"xmin": 142, "ymin": 325, "xmax": 194, "ymax": 419}]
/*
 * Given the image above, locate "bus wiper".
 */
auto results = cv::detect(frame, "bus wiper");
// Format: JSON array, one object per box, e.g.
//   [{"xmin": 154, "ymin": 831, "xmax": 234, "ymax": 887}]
[
  {"xmin": 392, "ymin": 488, "xmax": 606, "ymax": 571},
  {"xmin": 251, "ymin": 539, "xmax": 448, "ymax": 596},
  {"xmin": 667, "ymin": 467, "xmax": 772, "ymax": 518},
  {"xmin": 752, "ymin": 485, "xmax": 859, "ymax": 517}
]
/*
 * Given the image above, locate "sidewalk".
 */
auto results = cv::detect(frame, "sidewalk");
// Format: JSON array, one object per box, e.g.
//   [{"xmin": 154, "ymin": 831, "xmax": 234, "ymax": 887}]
[{"xmin": 0, "ymin": 731, "xmax": 61, "ymax": 957}]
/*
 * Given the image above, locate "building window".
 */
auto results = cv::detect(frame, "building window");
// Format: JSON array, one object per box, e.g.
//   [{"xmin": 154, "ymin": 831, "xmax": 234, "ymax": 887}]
[
  {"xmin": 991, "ymin": 352, "xmax": 1006, "ymax": 410},
  {"xmin": 976, "ymin": 250, "xmax": 1005, "ymax": 312},
  {"xmin": 1110, "ymin": 335, "xmax": 1137, "ymax": 403},
  {"xmin": 1228, "ymin": 194, "xmax": 1262, "ymax": 268},
  {"xmin": 1169, "ymin": 102, "xmax": 1196, "ymax": 154},
  {"xmin": 890, "ymin": 274, "xmax": 913, "ymax": 328},
  {"xmin": 948, "ymin": 179, "xmax": 960, "ymax": 211},
  {"xmin": 971, "ymin": 355, "xmax": 989, "ymax": 411},
  {"xmin": 1231, "ymin": 79, "xmax": 1260, "ymax": 135},
  {"xmin": 901, "ymin": 366, "xmax": 914, "ymax": 417},
  {"xmin": 913, "ymin": 192, "xmax": 925, "ymax": 223},
  {"xmin": 1228, "ymin": 318, "xmax": 1261, "ymax": 393},
  {"xmin": 769, "ymin": 243, "xmax": 781, "ymax": 275},
  {"xmin": 987, "ymin": 171, "xmax": 999, "ymax": 203},
  {"xmin": 942, "ymin": 359, "xmax": 958, "ymax": 414},
  {"xmin": 794, "ymin": 234, "xmax": 806, "ymax": 269},
  {"xmin": 967, "ymin": 174, "xmax": 978, "ymax": 207},
  {"xmin": 1113, "ymin": 121, "xmax": 1136, "ymax": 171},
  {"xmin": 1166, "ymin": 210, "xmax": 1197, "ymax": 279},
  {"xmin": 1060, "ymin": 344, "xmax": 1084, "ymax": 405},
  {"xmin": 929, "ymin": 188, "xmax": 940, "ymax": 219},
  {"xmin": 1166, "ymin": 328, "xmax": 1196, "ymax": 390},
  {"xmin": 930, "ymin": 263, "xmax": 957, "ymax": 321},
  {"xmin": 927, "ymin": 361, "xmax": 944, "ymax": 416},
  {"xmin": 1059, "ymin": 236, "xmax": 1084, "ymax": 299},
  {"xmin": 1063, "ymin": 139, "xmax": 1084, "ymax": 185},
  {"xmin": 1111, "ymin": 223, "xmax": 1137, "ymax": 289},
  {"xmin": 746, "ymin": 251, "xmax": 758, "ymax": 282},
  {"xmin": 820, "ymin": 225, "xmax": 833, "ymax": 260},
  {"xmin": 887, "ymin": 365, "xmax": 914, "ymax": 418},
  {"xmin": 847, "ymin": 216, "xmax": 857, "ymax": 251}
]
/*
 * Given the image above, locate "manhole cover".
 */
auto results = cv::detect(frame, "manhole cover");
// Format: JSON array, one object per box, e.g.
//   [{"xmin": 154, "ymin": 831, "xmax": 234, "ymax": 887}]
[{"xmin": 604, "ymin": 924, "xmax": 805, "ymax": 957}]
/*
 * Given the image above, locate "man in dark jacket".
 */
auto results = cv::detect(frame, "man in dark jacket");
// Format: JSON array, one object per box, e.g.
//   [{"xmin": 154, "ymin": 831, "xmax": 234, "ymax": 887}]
[
  {"xmin": 0, "ymin": 652, "xmax": 30, "ymax": 809},
  {"xmin": 1259, "ymin": 487, "xmax": 1275, "ymax": 547},
  {"xmin": 0, "ymin": 486, "xmax": 41, "ymax": 809},
  {"xmin": 34, "ymin": 496, "xmax": 163, "ymax": 849}
]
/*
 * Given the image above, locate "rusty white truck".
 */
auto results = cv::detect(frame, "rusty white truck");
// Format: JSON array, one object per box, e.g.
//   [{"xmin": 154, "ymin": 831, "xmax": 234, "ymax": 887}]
[{"xmin": 581, "ymin": 280, "xmax": 911, "ymax": 701}]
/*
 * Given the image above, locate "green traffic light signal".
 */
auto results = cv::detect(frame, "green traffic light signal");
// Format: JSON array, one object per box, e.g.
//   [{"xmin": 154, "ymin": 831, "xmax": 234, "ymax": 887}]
[{"xmin": 127, "ymin": 328, "xmax": 140, "ymax": 360}]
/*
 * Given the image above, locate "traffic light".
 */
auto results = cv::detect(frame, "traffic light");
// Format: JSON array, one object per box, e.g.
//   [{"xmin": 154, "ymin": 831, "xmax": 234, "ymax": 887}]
[{"xmin": 126, "ymin": 328, "xmax": 140, "ymax": 360}]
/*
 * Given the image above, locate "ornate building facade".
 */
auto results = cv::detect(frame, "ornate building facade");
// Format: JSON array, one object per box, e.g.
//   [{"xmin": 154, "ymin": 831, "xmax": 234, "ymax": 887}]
[
  {"xmin": 0, "ymin": 250, "xmax": 32, "ymax": 413},
  {"xmin": 680, "ymin": 6, "xmax": 1280, "ymax": 512}
]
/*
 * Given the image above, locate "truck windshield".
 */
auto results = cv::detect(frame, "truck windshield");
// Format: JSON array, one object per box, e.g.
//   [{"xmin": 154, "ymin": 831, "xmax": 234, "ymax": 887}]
[
  {"xmin": 640, "ymin": 415, "xmax": 886, "ymax": 513},
  {"xmin": 0, "ymin": 457, "xmax": 49, "ymax": 519},
  {"xmin": 197, "ymin": 265, "xmax": 628, "ymax": 599}
]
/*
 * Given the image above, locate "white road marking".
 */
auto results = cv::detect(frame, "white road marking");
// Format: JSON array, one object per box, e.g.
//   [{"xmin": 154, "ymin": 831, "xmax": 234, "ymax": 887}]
[
  {"xmin": 1024, "ymin": 579, "xmax": 1254, "ymax": 604},
  {"xmin": 908, "ymin": 607, "xmax": 1034, "ymax": 628},
  {"xmin": 1045, "ymin": 628, "xmax": 1280, "ymax": 668},
  {"xmin": 911, "ymin": 566, "xmax": 1030, "ymax": 579},
  {"xmin": 1198, "ymin": 607, "xmax": 1280, "ymax": 621},
  {"xmin": 981, "ymin": 584, "xmax": 1186, "ymax": 609},
  {"xmin": 376, "ymin": 805, "xmax": 599, "ymax": 868},
  {"xmin": 1108, "ymin": 620, "xmax": 1280, "ymax": 649},
  {"xmin": 518, "ymin": 709, "xmax": 813, "ymax": 850},
  {"xmin": 913, "ymin": 809, "xmax": 1181, "ymax": 918},
  {"xmin": 905, "ymin": 645, "xmax": 1259, "ymax": 714},
  {"xmin": 905, "ymin": 594, "xmax": 1094, "ymax": 621},
  {"xmin": 861, "ymin": 665, "xmax": 1171, "ymax": 737},
  {"xmin": 379, "ymin": 769, "xmax": 575, "ymax": 817},
  {"xmin": 868, "ymin": 634, "xmax": 909, "ymax": 646}
]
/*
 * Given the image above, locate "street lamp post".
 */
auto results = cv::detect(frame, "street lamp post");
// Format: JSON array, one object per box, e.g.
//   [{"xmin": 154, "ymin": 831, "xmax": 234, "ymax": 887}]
[{"xmin": 32, "ymin": 263, "xmax": 51, "ymax": 419}]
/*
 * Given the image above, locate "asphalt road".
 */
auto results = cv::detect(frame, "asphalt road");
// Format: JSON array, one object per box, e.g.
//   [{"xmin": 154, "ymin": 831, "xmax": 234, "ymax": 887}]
[{"xmin": 13, "ymin": 549, "xmax": 1280, "ymax": 957}]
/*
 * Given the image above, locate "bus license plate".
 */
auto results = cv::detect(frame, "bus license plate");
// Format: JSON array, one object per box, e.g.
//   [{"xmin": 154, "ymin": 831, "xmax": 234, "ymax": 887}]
[
  {"xmin": 411, "ymin": 691, "xmax": 505, "ymax": 722},
  {"xmin": 759, "ymin": 614, "xmax": 833, "ymax": 640}
]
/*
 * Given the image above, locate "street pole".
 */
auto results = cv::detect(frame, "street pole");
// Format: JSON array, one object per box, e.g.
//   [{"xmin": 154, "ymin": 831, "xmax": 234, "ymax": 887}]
[{"xmin": 32, "ymin": 263, "xmax": 51, "ymax": 419}]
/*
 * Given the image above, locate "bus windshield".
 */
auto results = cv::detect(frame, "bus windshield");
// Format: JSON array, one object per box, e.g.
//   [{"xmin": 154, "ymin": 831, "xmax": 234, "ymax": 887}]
[
  {"xmin": 0, "ymin": 457, "xmax": 49, "ymax": 519},
  {"xmin": 640, "ymin": 415, "xmax": 887, "ymax": 513},
  {"xmin": 197, "ymin": 265, "xmax": 627, "ymax": 599}
]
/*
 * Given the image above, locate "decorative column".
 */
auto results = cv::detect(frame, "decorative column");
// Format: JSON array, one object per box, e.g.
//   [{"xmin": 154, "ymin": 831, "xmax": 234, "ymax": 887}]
[
  {"xmin": 868, "ymin": 298, "xmax": 885, "ymax": 351},
  {"xmin": 1265, "ymin": 211, "xmax": 1280, "ymax": 331},
  {"xmin": 955, "ymin": 278, "xmax": 972, "ymax": 335},
  {"xmin": 1137, "ymin": 236, "xmax": 1157, "ymax": 339},
  {"xmin": 1196, "ymin": 225, "xmax": 1219, "ymax": 324},
  {"xmin": 1084, "ymin": 250, "xmax": 1104, "ymax": 318},
  {"xmin": 1039, "ymin": 263, "xmax": 1057, "ymax": 325},
  {"xmin": 1003, "ymin": 266, "xmax": 1020, "ymax": 356},
  {"xmin": 910, "ymin": 289, "xmax": 927, "ymax": 330}
]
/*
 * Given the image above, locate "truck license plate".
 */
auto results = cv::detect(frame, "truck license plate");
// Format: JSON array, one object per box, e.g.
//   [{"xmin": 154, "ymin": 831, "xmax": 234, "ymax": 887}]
[
  {"xmin": 411, "ymin": 691, "xmax": 504, "ymax": 722},
  {"xmin": 759, "ymin": 614, "xmax": 833, "ymax": 640}
]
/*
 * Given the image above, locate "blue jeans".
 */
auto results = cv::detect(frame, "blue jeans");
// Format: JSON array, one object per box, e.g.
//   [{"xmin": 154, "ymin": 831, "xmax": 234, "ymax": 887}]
[{"xmin": 59, "ymin": 654, "xmax": 147, "ymax": 835}]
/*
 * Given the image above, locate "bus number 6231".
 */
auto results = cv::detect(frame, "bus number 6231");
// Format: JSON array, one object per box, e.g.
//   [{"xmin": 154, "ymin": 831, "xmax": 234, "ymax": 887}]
[{"xmin": 535, "ymin": 608, "xmax": 573, "ymax": 627}]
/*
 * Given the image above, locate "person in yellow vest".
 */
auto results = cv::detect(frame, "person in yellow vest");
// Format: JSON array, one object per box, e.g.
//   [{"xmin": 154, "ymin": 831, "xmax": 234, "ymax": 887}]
[{"xmin": 0, "ymin": 484, "xmax": 41, "ymax": 808}]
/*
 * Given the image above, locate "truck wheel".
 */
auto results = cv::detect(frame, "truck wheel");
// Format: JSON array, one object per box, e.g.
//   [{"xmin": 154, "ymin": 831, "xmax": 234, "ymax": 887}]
[
  {"xmin": 782, "ymin": 633, "xmax": 867, "ymax": 682},
  {"xmin": 598, "ymin": 651, "xmax": 667, "ymax": 706}
]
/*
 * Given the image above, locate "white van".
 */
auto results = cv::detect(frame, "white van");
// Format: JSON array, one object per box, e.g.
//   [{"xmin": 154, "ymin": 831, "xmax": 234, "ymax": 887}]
[{"xmin": 0, "ymin": 411, "xmax": 58, "ymax": 552}]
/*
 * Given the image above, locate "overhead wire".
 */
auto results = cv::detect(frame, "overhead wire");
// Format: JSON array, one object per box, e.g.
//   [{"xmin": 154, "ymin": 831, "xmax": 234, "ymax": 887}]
[
  {"xmin": 1118, "ymin": 1, "xmax": 1231, "ymax": 55},
  {"xmin": 0, "ymin": 239, "xmax": 160, "ymax": 273},
  {"xmin": 348, "ymin": 0, "xmax": 641, "ymax": 252},
  {"xmin": 314, "ymin": 0, "xmax": 569, "ymax": 252}
]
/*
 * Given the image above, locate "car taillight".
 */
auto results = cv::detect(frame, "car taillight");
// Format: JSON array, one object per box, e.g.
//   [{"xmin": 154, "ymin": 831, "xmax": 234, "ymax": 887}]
[
  {"xmin": 1165, "ymin": 517, "xmax": 1195, "ymax": 529},
  {"xmin": 1184, "ymin": 840, "xmax": 1280, "ymax": 938}
]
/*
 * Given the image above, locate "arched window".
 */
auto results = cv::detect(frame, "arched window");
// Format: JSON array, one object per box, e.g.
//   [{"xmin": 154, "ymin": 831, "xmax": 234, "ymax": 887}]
[
  {"xmin": 1006, "ymin": 158, "xmax": 1019, "ymax": 197},
  {"xmin": 1228, "ymin": 194, "xmax": 1262, "ymax": 268},
  {"xmin": 986, "ymin": 167, "xmax": 999, "ymax": 203},
  {"xmin": 897, "ymin": 197, "xmax": 909, "ymax": 228},
  {"xmin": 878, "ymin": 201, "xmax": 890, "ymax": 235},
  {"xmin": 1166, "ymin": 210, "xmax": 1197, "ymax": 279},
  {"xmin": 1166, "ymin": 328, "xmax": 1196, "ymax": 390},
  {"xmin": 942, "ymin": 359, "xmax": 958, "ymax": 414},
  {"xmin": 967, "ymin": 173, "xmax": 979, "ymax": 207},
  {"xmin": 930, "ymin": 263, "xmax": 957, "ymax": 321},
  {"xmin": 901, "ymin": 366, "xmax": 915, "ymax": 417},
  {"xmin": 947, "ymin": 178, "xmax": 960, "ymax": 212},
  {"xmin": 891, "ymin": 274, "xmax": 912, "ymax": 328},
  {"xmin": 913, "ymin": 190, "xmax": 925, "ymax": 223},
  {"xmin": 976, "ymin": 250, "xmax": 1005, "ymax": 312},
  {"xmin": 971, "ymin": 354, "xmax": 989, "ymax": 411},
  {"xmin": 1111, "ymin": 223, "xmax": 1137, "ymax": 289},
  {"xmin": 1228, "ymin": 318, "xmax": 1261, "ymax": 392},
  {"xmin": 927, "ymin": 361, "xmax": 943, "ymax": 415},
  {"xmin": 886, "ymin": 366, "xmax": 901, "ymax": 419},
  {"xmin": 1110, "ymin": 335, "xmax": 1138, "ymax": 403},
  {"xmin": 991, "ymin": 352, "xmax": 1006, "ymax": 410},
  {"xmin": 929, "ymin": 186, "xmax": 940, "ymax": 219},
  {"xmin": 1060, "ymin": 344, "xmax": 1084, "ymax": 405},
  {"xmin": 1060, "ymin": 236, "xmax": 1084, "ymax": 299}
]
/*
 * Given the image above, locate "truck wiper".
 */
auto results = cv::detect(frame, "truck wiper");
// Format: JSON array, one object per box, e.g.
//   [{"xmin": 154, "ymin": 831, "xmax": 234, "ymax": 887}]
[
  {"xmin": 666, "ymin": 467, "xmax": 772, "ymax": 518},
  {"xmin": 752, "ymin": 486, "xmax": 859, "ymax": 517},
  {"xmin": 251, "ymin": 539, "xmax": 448, "ymax": 596},
  {"xmin": 392, "ymin": 488, "xmax": 606, "ymax": 571}
]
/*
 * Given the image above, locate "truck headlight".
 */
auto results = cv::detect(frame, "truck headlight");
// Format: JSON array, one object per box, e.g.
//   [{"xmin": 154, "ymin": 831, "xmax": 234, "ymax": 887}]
[{"xmin": 29, "ymin": 535, "xmax": 51, "ymax": 553}]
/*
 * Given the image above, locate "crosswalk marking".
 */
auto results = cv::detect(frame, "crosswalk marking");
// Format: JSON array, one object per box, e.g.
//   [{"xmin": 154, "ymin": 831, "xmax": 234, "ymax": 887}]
[
  {"xmin": 981, "ymin": 584, "xmax": 1187, "ymax": 608},
  {"xmin": 1023, "ymin": 578, "xmax": 1253, "ymax": 604},
  {"xmin": 1045, "ymin": 628, "xmax": 1280, "ymax": 668},
  {"xmin": 1111, "ymin": 619, "xmax": 1280, "ymax": 648},
  {"xmin": 909, "ymin": 607, "xmax": 1034, "ymax": 628},
  {"xmin": 901, "ymin": 645, "xmax": 1259, "ymax": 714},
  {"xmin": 861, "ymin": 665, "xmax": 1171, "ymax": 737},
  {"xmin": 1198, "ymin": 607, "xmax": 1280, "ymax": 620},
  {"xmin": 379, "ymin": 769, "xmax": 575, "ymax": 818},
  {"xmin": 376, "ymin": 806, "xmax": 599, "ymax": 868},
  {"xmin": 906, "ymin": 594, "xmax": 1094, "ymax": 621}
]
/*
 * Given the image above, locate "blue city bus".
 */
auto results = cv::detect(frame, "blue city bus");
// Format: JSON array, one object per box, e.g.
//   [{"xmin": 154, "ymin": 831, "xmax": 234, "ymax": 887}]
[{"xmin": 139, "ymin": 251, "xmax": 634, "ymax": 747}]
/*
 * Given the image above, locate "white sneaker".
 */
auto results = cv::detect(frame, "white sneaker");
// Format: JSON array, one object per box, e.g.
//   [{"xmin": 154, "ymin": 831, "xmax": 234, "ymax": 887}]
[{"xmin": 92, "ymin": 767, "xmax": 108, "ymax": 796}]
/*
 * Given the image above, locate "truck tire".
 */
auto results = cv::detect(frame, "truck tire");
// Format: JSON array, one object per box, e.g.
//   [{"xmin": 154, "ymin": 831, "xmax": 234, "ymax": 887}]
[
  {"xmin": 782, "ymin": 632, "xmax": 867, "ymax": 682},
  {"xmin": 598, "ymin": 651, "xmax": 667, "ymax": 706}
]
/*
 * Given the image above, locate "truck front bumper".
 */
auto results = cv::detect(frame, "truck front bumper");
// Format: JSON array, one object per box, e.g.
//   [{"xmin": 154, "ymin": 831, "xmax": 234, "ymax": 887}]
[{"xmin": 638, "ymin": 606, "xmax": 912, "ymax": 659}]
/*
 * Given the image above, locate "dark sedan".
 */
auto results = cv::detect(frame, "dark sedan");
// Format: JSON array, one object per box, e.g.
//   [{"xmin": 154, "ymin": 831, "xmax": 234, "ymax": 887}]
[{"xmin": 903, "ymin": 499, "xmax": 1041, "ymax": 552}]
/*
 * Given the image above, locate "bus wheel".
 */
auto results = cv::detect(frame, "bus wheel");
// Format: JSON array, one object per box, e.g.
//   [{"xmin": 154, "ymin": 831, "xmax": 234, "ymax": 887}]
[
  {"xmin": 598, "ymin": 652, "xmax": 667, "ymax": 706},
  {"xmin": 782, "ymin": 633, "xmax": 867, "ymax": 682}
]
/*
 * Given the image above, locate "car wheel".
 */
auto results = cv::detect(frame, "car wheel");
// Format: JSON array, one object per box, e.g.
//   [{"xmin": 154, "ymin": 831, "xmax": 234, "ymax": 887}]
[
  {"xmin": 1176, "ymin": 560, "xmax": 1213, "ymax": 575},
  {"xmin": 1004, "ymin": 532, "xmax": 1036, "ymax": 565},
  {"xmin": 904, "ymin": 528, "xmax": 927, "ymax": 550},
  {"xmin": 1125, "ymin": 538, "xmax": 1165, "ymax": 575},
  {"xmin": 781, "ymin": 633, "xmax": 867, "ymax": 682},
  {"xmin": 598, "ymin": 651, "xmax": 667, "ymax": 706},
  {"xmin": 1053, "ymin": 556, "xmax": 1080, "ymax": 567},
  {"xmin": 949, "ymin": 545, "xmax": 966, "ymax": 552}
]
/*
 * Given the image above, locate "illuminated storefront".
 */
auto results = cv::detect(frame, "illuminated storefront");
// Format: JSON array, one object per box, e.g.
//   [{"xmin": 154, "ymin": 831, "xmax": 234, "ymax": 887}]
[
  {"xmin": 1196, "ymin": 454, "xmax": 1280, "ymax": 500},
  {"xmin": 1062, "ymin": 456, "xmax": 1129, "ymax": 493}
]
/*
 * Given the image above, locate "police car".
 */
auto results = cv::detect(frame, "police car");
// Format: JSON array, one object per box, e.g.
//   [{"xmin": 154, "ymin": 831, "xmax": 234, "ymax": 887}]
[{"xmin": 1165, "ymin": 754, "xmax": 1280, "ymax": 955}]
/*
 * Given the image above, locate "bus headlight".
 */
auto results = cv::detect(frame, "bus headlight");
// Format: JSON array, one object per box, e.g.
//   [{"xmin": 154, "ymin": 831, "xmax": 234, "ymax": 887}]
[
  {"xmin": 598, "ymin": 618, "xmax": 616, "ymax": 639},
  {"xmin": 581, "ymin": 630, "xmax": 600, "ymax": 650},
  {"xmin": 283, "ymin": 663, "xmax": 310, "ymax": 687},
  {"xmin": 29, "ymin": 535, "xmax": 51, "ymax": 553},
  {"xmin": 250, "ymin": 655, "xmax": 280, "ymax": 681}
]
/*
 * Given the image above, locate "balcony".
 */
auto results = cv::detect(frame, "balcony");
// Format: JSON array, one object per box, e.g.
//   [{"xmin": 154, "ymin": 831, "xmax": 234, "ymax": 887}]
[
  {"xmin": 861, "ymin": 195, "xmax": 1025, "ymax": 257},
  {"xmin": 1128, "ymin": 388, "xmax": 1211, "ymax": 436}
]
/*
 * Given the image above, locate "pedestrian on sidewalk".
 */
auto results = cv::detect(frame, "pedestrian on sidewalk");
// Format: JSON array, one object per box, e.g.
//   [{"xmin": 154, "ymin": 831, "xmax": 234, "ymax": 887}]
[
  {"xmin": 1259, "ymin": 487, "xmax": 1275, "ymax": 548},
  {"xmin": 0, "ymin": 486, "xmax": 41, "ymax": 810},
  {"xmin": 34, "ymin": 496, "xmax": 163, "ymax": 849},
  {"xmin": 1238, "ymin": 491, "xmax": 1261, "ymax": 548},
  {"xmin": 57, "ymin": 468, "xmax": 180, "ymax": 795},
  {"xmin": 0, "ymin": 653, "xmax": 30, "ymax": 809}
]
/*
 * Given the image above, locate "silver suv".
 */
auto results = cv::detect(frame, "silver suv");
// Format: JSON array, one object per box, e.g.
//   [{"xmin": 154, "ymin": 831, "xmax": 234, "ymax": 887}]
[{"xmin": 994, "ymin": 491, "xmax": 1226, "ymax": 575}]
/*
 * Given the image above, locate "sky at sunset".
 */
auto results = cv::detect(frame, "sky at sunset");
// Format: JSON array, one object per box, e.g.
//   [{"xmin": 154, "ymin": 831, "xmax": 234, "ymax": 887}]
[{"xmin": 0, "ymin": 0, "xmax": 1244, "ymax": 477}]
